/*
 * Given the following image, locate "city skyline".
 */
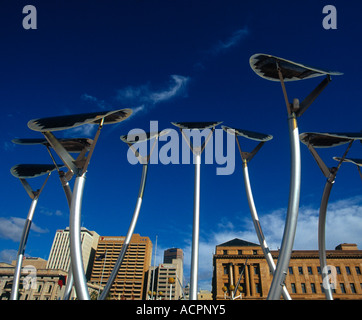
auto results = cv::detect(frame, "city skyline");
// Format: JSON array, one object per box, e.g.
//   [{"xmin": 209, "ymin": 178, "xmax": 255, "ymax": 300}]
[{"xmin": 1, "ymin": 1, "xmax": 362, "ymax": 293}]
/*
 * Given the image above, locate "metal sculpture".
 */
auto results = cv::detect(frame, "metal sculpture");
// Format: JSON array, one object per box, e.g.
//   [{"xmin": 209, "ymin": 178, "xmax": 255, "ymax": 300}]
[
  {"xmin": 12, "ymin": 137, "xmax": 93, "ymax": 299},
  {"xmin": 222, "ymin": 125, "xmax": 291, "ymax": 300},
  {"xmin": 300, "ymin": 132, "xmax": 362, "ymax": 299},
  {"xmin": 249, "ymin": 53, "xmax": 342, "ymax": 299},
  {"xmin": 27, "ymin": 109, "xmax": 132, "ymax": 300},
  {"xmin": 9, "ymin": 164, "xmax": 62, "ymax": 300},
  {"xmin": 171, "ymin": 121, "xmax": 222, "ymax": 300},
  {"xmin": 99, "ymin": 130, "xmax": 167, "ymax": 299}
]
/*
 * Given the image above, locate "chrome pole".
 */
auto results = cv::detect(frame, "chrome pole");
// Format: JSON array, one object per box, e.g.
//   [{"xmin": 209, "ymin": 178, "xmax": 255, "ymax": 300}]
[
  {"xmin": 10, "ymin": 197, "xmax": 38, "ymax": 300},
  {"xmin": 99, "ymin": 164, "xmax": 149, "ymax": 300},
  {"xmin": 59, "ymin": 174, "xmax": 75, "ymax": 300},
  {"xmin": 318, "ymin": 179, "xmax": 334, "ymax": 300},
  {"xmin": 242, "ymin": 160, "xmax": 291, "ymax": 300},
  {"xmin": 190, "ymin": 151, "xmax": 201, "ymax": 300},
  {"xmin": 268, "ymin": 114, "xmax": 301, "ymax": 300},
  {"xmin": 69, "ymin": 174, "xmax": 90, "ymax": 300}
]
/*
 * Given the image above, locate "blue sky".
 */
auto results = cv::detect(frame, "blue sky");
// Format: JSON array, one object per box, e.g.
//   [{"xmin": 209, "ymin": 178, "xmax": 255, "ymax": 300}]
[{"xmin": 1, "ymin": 1, "xmax": 362, "ymax": 291}]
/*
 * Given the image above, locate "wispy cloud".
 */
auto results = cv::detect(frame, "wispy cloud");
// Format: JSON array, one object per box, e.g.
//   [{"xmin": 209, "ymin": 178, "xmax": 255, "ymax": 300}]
[
  {"xmin": 0, "ymin": 217, "xmax": 48, "ymax": 242},
  {"xmin": 209, "ymin": 27, "xmax": 249, "ymax": 56},
  {"xmin": 81, "ymin": 94, "xmax": 108, "ymax": 109},
  {"xmin": 0, "ymin": 249, "xmax": 18, "ymax": 264},
  {"xmin": 80, "ymin": 74, "xmax": 190, "ymax": 121},
  {"xmin": 194, "ymin": 27, "xmax": 249, "ymax": 70},
  {"xmin": 116, "ymin": 74, "xmax": 189, "ymax": 115},
  {"xmin": 62, "ymin": 123, "xmax": 98, "ymax": 138}
]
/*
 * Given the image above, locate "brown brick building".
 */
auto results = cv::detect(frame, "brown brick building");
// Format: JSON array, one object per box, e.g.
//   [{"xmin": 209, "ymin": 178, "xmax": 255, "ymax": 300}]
[
  {"xmin": 212, "ymin": 239, "xmax": 362, "ymax": 300},
  {"xmin": 90, "ymin": 234, "xmax": 152, "ymax": 300}
]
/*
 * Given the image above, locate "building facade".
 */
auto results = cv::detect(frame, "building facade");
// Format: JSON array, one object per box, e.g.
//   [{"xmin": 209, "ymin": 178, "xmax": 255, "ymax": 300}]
[
  {"xmin": 90, "ymin": 234, "xmax": 152, "ymax": 300},
  {"xmin": 0, "ymin": 258, "xmax": 67, "ymax": 300},
  {"xmin": 164, "ymin": 248, "xmax": 184, "ymax": 264},
  {"xmin": 149, "ymin": 258, "xmax": 184, "ymax": 300},
  {"xmin": 212, "ymin": 238, "xmax": 362, "ymax": 300},
  {"xmin": 46, "ymin": 227, "xmax": 99, "ymax": 279}
]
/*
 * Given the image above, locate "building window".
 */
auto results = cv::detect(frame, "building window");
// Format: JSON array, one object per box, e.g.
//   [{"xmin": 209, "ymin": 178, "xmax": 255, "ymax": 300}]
[
  {"xmin": 255, "ymin": 283, "xmax": 261, "ymax": 294},
  {"xmin": 301, "ymin": 283, "xmax": 306, "ymax": 293},
  {"xmin": 298, "ymin": 267, "xmax": 303, "ymax": 275},
  {"xmin": 291, "ymin": 283, "xmax": 296, "ymax": 293},
  {"xmin": 253, "ymin": 250, "xmax": 258, "ymax": 255},
  {"xmin": 350, "ymin": 283, "xmax": 356, "ymax": 294},
  {"xmin": 340, "ymin": 283, "xmax": 346, "ymax": 293},
  {"xmin": 336, "ymin": 266, "xmax": 341, "ymax": 274},
  {"xmin": 223, "ymin": 250, "xmax": 227, "ymax": 255},
  {"xmin": 311, "ymin": 283, "xmax": 316, "ymax": 293},
  {"xmin": 317, "ymin": 266, "xmax": 321, "ymax": 274},
  {"xmin": 308, "ymin": 266, "xmax": 313, "ymax": 275},
  {"xmin": 289, "ymin": 267, "xmax": 293, "ymax": 275},
  {"xmin": 223, "ymin": 266, "xmax": 228, "ymax": 275},
  {"xmin": 356, "ymin": 266, "xmax": 361, "ymax": 275},
  {"xmin": 238, "ymin": 250, "xmax": 242, "ymax": 255},
  {"xmin": 346, "ymin": 266, "xmax": 351, "ymax": 275},
  {"xmin": 320, "ymin": 283, "xmax": 325, "ymax": 293},
  {"xmin": 254, "ymin": 266, "xmax": 259, "ymax": 275}
]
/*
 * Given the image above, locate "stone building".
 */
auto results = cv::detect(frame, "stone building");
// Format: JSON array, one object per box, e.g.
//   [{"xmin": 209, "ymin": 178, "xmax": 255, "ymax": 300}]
[
  {"xmin": 0, "ymin": 258, "xmax": 67, "ymax": 300},
  {"xmin": 212, "ymin": 238, "xmax": 362, "ymax": 300}
]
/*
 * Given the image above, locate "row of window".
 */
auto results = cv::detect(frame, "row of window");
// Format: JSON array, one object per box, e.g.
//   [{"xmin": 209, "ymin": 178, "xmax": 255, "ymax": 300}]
[
  {"xmin": 290, "ymin": 282, "xmax": 360, "ymax": 294},
  {"xmin": 289, "ymin": 266, "xmax": 361, "ymax": 275},
  {"xmin": 222, "ymin": 250, "xmax": 259, "ymax": 255}
]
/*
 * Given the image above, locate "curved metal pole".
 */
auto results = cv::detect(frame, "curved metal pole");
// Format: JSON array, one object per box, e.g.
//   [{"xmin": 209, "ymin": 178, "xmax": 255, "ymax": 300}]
[
  {"xmin": 190, "ymin": 152, "xmax": 201, "ymax": 300},
  {"xmin": 318, "ymin": 179, "xmax": 334, "ymax": 300},
  {"xmin": 268, "ymin": 115, "xmax": 301, "ymax": 300},
  {"xmin": 10, "ymin": 197, "xmax": 39, "ymax": 300},
  {"xmin": 59, "ymin": 173, "xmax": 75, "ymax": 300},
  {"xmin": 242, "ymin": 160, "xmax": 292, "ymax": 300},
  {"xmin": 99, "ymin": 164, "xmax": 148, "ymax": 300},
  {"xmin": 69, "ymin": 174, "xmax": 90, "ymax": 300}
]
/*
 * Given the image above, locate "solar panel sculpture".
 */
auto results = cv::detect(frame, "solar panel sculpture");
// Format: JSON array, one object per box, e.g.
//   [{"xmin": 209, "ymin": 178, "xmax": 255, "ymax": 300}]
[
  {"xmin": 99, "ymin": 130, "xmax": 167, "ymax": 300},
  {"xmin": 172, "ymin": 122, "xmax": 222, "ymax": 300},
  {"xmin": 222, "ymin": 125, "xmax": 291, "ymax": 300},
  {"xmin": 27, "ymin": 109, "xmax": 132, "ymax": 300},
  {"xmin": 9, "ymin": 164, "xmax": 61, "ymax": 300},
  {"xmin": 300, "ymin": 132, "xmax": 362, "ymax": 299},
  {"xmin": 12, "ymin": 137, "xmax": 94, "ymax": 300},
  {"xmin": 249, "ymin": 53, "xmax": 342, "ymax": 299}
]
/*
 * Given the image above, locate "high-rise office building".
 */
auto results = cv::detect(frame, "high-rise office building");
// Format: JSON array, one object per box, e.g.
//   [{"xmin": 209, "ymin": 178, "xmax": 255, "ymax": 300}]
[
  {"xmin": 163, "ymin": 248, "xmax": 184, "ymax": 264},
  {"xmin": 46, "ymin": 227, "xmax": 99, "ymax": 279},
  {"xmin": 90, "ymin": 234, "xmax": 152, "ymax": 300},
  {"xmin": 146, "ymin": 248, "xmax": 184, "ymax": 300}
]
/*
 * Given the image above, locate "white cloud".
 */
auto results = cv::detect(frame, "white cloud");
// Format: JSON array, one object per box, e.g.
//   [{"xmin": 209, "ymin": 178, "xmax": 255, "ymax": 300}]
[
  {"xmin": 0, "ymin": 249, "xmax": 17, "ymax": 264},
  {"xmin": 63, "ymin": 123, "xmax": 98, "ymax": 138},
  {"xmin": 116, "ymin": 74, "xmax": 189, "ymax": 112},
  {"xmin": 0, "ymin": 217, "xmax": 48, "ymax": 242},
  {"xmin": 210, "ymin": 27, "xmax": 249, "ymax": 55}
]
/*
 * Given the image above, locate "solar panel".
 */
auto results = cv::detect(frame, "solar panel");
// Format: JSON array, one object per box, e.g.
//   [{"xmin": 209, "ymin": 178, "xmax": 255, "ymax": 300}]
[
  {"xmin": 249, "ymin": 53, "xmax": 342, "ymax": 82},
  {"xmin": 120, "ymin": 130, "xmax": 170, "ymax": 144},
  {"xmin": 333, "ymin": 157, "xmax": 362, "ymax": 167},
  {"xmin": 222, "ymin": 125, "xmax": 273, "ymax": 142},
  {"xmin": 10, "ymin": 164, "xmax": 63, "ymax": 179},
  {"xmin": 299, "ymin": 132, "xmax": 362, "ymax": 148},
  {"xmin": 27, "ymin": 108, "xmax": 132, "ymax": 132},
  {"xmin": 12, "ymin": 138, "xmax": 93, "ymax": 153},
  {"xmin": 171, "ymin": 121, "xmax": 222, "ymax": 130}
]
